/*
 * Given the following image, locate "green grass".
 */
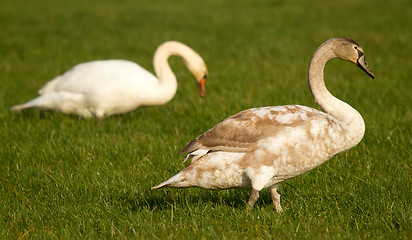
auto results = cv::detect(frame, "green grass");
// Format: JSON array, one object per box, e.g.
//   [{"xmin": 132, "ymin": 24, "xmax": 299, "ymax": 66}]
[{"xmin": 1, "ymin": 0, "xmax": 411, "ymax": 238}]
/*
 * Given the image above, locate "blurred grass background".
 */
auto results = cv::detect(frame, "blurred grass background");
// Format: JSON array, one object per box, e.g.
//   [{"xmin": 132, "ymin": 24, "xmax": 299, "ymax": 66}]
[{"xmin": 0, "ymin": 0, "xmax": 411, "ymax": 238}]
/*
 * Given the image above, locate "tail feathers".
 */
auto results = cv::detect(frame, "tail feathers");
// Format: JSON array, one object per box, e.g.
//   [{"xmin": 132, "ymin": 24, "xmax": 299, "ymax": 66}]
[
  {"xmin": 11, "ymin": 102, "xmax": 35, "ymax": 111},
  {"xmin": 11, "ymin": 92, "xmax": 85, "ymax": 112},
  {"xmin": 151, "ymin": 181, "xmax": 169, "ymax": 190},
  {"xmin": 152, "ymin": 172, "xmax": 185, "ymax": 189},
  {"xmin": 11, "ymin": 97, "xmax": 48, "ymax": 111}
]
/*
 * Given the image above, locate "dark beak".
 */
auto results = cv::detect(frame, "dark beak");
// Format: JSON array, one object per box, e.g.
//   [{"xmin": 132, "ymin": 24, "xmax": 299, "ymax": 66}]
[
  {"xmin": 356, "ymin": 53, "xmax": 375, "ymax": 79},
  {"xmin": 197, "ymin": 77, "xmax": 206, "ymax": 98}
]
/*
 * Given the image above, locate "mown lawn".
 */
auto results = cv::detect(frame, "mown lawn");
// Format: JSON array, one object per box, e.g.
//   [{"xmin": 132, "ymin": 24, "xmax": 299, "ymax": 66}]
[{"xmin": 0, "ymin": 0, "xmax": 411, "ymax": 239}]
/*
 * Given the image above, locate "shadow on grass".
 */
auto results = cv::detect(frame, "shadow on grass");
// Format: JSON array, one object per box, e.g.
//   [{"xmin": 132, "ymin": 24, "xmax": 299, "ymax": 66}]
[
  {"xmin": 10, "ymin": 108, "xmax": 82, "ymax": 120},
  {"xmin": 118, "ymin": 183, "xmax": 356, "ymax": 213},
  {"xmin": 9, "ymin": 106, "xmax": 166, "ymax": 126},
  {"xmin": 117, "ymin": 188, "xmax": 283, "ymax": 212}
]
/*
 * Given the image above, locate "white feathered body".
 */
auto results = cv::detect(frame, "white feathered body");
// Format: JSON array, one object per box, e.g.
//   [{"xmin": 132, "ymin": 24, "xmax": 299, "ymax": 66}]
[
  {"xmin": 14, "ymin": 60, "xmax": 165, "ymax": 118},
  {"xmin": 155, "ymin": 105, "xmax": 364, "ymax": 191}
]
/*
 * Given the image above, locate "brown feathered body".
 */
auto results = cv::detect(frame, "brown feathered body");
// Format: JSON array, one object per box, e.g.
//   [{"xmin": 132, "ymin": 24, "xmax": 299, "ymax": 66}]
[{"xmin": 153, "ymin": 105, "xmax": 361, "ymax": 190}]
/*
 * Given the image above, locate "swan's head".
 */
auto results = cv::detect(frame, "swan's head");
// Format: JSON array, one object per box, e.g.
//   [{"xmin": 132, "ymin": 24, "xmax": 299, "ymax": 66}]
[
  {"xmin": 187, "ymin": 60, "xmax": 208, "ymax": 98},
  {"xmin": 332, "ymin": 37, "xmax": 375, "ymax": 79},
  {"xmin": 154, "ymin": 41, "xmax": 209, "ymax": 98}
]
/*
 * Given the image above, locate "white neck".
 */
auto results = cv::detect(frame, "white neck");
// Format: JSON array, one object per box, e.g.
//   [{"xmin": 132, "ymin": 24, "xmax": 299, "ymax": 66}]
[
  {"xmin": 147, "ymin": 41, "xmax": 200, "ymax": 105},
  {"xmin": 308, "ymin": 40, "xmax": 365, "ymax": 143}
]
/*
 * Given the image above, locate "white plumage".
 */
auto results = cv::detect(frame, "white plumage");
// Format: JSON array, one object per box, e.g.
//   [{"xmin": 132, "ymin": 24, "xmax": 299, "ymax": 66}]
[
  {"xmin": 152, "ymin": 38, "xmax": 375, "ymax": 211},
  {"xmin": 11, "ymin": 41, "xmax": 208, "ymax": 119}
]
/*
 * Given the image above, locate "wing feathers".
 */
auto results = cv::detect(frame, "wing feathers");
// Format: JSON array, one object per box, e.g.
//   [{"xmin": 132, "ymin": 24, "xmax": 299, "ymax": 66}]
[
  {"xmin": 181, "ymin": 109, "xmax": 262, "ymax": 153},
  {"xmin": 182, "ymin": 106, "xmax": 317, "ymax": 154}
]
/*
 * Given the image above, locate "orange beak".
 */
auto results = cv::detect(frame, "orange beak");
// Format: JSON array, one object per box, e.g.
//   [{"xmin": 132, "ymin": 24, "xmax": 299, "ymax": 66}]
[{"xmin": 198, "ymin": 78, "xmax": 206, "ymax": 98}]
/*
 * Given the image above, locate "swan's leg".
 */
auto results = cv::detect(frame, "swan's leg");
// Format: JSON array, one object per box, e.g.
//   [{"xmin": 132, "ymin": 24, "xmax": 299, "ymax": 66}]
[
  {"xmin": 247, "ymin": 189, "xmax": 260, "ymax": 208},
  {"xmin": 94, "ymin": 108, "xmax": 105, "ymax": 120},
  {"xmin": 270, "ymin": 184, "xmax": 283, "ymax": 212},
  {"xmin": 94, "ymin": 117, "xmax": 102, "ymax": 124}
]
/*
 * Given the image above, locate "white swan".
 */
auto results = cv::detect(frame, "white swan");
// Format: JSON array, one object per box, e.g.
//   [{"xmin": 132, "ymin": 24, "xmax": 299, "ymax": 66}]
[
  {"xmin": 11, "ymin": 41, "xmax": 208, "ymax": 119},
  {"xmin": 152, "ymin": 38, "xmax": 375, "ymax": 211}
]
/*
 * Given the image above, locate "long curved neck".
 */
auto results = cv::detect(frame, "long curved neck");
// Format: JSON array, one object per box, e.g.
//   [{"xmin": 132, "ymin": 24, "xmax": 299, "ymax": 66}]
[
  {"xmin": 308, "ymin": 41, "xmax": 365, "ymax": 141},
  {"xmin": 149, "ymin": 41, "xmax": 196, "ymax": 105}
]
